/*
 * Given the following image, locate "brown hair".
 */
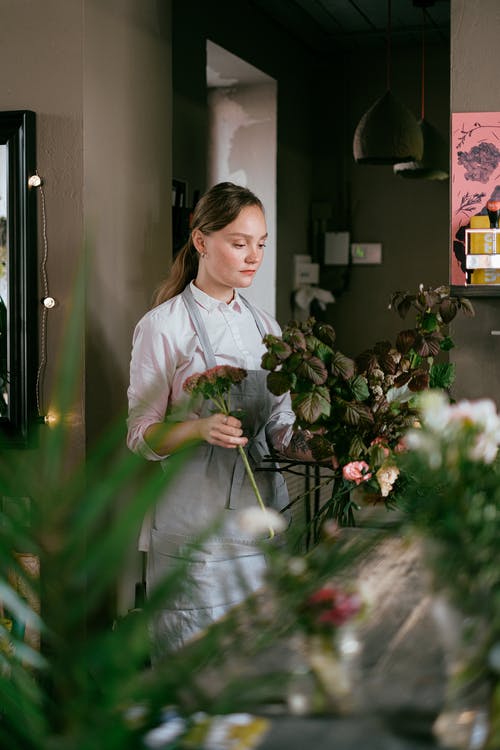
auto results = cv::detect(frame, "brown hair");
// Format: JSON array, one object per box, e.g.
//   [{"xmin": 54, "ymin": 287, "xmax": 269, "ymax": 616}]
[{"xmin": 152, "ymin": 182, "xmax": 264, "ymax": 307}]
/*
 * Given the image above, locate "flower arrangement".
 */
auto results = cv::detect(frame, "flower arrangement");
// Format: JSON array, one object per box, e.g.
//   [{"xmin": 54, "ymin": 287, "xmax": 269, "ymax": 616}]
[
  {"xmin": 262, "ymin": 284, "xmax": 474, "ymax": 527},
  {"xmin": 300, "ymin": 582, "xmax": 362, "ymax": 633},
  {"xmin": 253, "ymin": 514, "xmax": 366, "ymax": 715},
  {"xmin": 399, "ymin": 390, "xmax": 500, "ymax": 749},
  {"xmin": 183, "ymin": 365, "xmax": 276, "ymax": 538}
]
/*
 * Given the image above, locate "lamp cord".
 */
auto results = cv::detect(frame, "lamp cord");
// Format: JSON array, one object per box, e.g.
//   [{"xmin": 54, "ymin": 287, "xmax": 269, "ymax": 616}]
[
  {"xmin": 421, "ymin": 8, "xmax": 426, "ymax": 120},
  {"xmin": 386, "ymin": 0, "xmax": 392, "ymax": 90},
  {"xmin": 35, "ymin": 172, "xmax": 49, "ymax": 418}
]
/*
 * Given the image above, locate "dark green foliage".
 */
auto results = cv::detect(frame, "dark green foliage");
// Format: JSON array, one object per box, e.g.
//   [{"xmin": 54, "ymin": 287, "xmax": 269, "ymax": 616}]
[{"xmin": 261, "ymin": 285, "xmax": 474, "ymax": 528}]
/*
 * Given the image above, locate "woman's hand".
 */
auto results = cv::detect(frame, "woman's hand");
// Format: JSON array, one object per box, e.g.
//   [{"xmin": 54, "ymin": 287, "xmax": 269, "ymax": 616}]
[
  {"xmin": 144, "ymin": 413, "xmax": 247, "ymax": 456},
  {"xmin": 197, "ymin": 413, "xmax": 248, "ymax": 449},
  {"xmin": 282, "ymin": 428, "xmax": 339, "ymax": 467},
  {"xmin": 282, "ymin": 429, "xmax": 315, "ymax": 461}
]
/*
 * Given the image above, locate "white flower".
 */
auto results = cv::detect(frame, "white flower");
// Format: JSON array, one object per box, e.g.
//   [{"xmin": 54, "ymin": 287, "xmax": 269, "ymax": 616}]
[
  {"xmin": 418, "ymin": 390, "xmax": 451, "ymax": 432},
  {"xmin": 488, "ymin": 642, "xmax": 500, "ymax": 674},
  {"xmin": 376, "ymin": 464, "xmax": 400, "ymax": 497},
  {"xmin": 409, "ymin": 394, "xmax": 500, "ymax": 467},
  {"xmin": 370, "ymin": 368, "xmax": 384, "ymax": 383},
  {"xmin": 389, "ymin": 348, "xmax": 402, "ymax": 365},
  {"xmin": 448, "ymin": 399, "xmax": 500, "ymax": 464},
  {"xmin": 287, "ymin": 556, "xmax": 307, "ymax": 576},
  {"xmin": 233, "ymin": 507, "xmax": 287, "ymax": 537},
  {"xmin": 143, "ymin": 718, "xmax": 186, "ymax": 748},
  {"xmin": 470, "ymin": 433, "xmax": 500, "ymax": 464},
  {"xmin": 448, "ymin": 398, "xmax": 497, "ymax": 429},
  {"xmin": 405, "ymin": 429, "xmax": 442, "ymax": 469}
]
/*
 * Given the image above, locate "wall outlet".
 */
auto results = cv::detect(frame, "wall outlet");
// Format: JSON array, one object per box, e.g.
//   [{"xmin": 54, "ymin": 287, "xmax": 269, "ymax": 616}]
[
  {"xmin": 294, "ymin": 262, "xmax": 319, "ymax": 287},
  {"xmin": 350, "ymin": 242, "xmax": 382, "ymax": 264}
]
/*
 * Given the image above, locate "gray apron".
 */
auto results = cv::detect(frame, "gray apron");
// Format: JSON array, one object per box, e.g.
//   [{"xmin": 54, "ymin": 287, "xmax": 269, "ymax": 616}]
[{"xmin": 147, "ymin": 285, "xmax": 289, "ymax": 654}]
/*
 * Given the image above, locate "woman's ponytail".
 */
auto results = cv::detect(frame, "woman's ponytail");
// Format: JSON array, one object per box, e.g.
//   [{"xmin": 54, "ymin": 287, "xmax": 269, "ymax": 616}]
[{"xmin": 152, "ymin": 238, "xmax": 199, "ymax": 307}]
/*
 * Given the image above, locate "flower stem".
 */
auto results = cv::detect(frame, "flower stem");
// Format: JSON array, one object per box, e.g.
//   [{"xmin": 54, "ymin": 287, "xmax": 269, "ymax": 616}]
[{"xmin": 237, "ymin": 445, "xmax": 275, "ymax": 539}]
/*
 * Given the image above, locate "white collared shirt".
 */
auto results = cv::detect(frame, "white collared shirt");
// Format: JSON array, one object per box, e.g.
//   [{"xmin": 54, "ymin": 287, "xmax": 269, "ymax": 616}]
[{"xmin": 127, "ymin": 282, "xmax": 295, "ymax": 460}]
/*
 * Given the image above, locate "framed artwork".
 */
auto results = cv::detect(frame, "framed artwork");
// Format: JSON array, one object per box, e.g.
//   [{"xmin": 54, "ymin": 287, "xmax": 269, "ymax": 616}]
[
  {"xmin": 0, "ymin": 111, "xmax": 38, "ymax": 446},
  {"xmin": 451, "ymin": 112, "xmax": 500, "ymax": 291}
]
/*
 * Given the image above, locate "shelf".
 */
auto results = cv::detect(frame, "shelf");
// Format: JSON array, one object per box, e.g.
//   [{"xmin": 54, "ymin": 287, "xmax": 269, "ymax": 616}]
[{"xmin": 451, "ymin": 285, "xmax": 500, "ymax": 298}]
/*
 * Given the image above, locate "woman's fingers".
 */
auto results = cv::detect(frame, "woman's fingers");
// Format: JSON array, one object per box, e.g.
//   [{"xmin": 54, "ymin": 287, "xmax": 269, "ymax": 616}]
[{"xmin": 202, "ymin": 413, "xmax": 248, "ymax": 448}]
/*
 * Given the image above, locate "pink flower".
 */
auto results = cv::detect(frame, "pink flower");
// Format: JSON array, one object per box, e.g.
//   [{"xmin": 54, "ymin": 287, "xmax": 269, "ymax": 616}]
[
  {"xmin": 394, "ymin": 438, "xmax": 408, "ymax": 454},
  {"xmin": 306, "ymin": 585, "xmax": 362, "ymax": 629},
  {"xmin": 182, "ymin": 372, "xmax": 201, "ymax": 394},
  {"xmin": 183, "ymin": 365, "xmax": 247, "ymax": 394},
  {"xmin": 181, "ymin": 365, "xmax": 275, "ymax": 538},
  {"xmin": 342, "ymin": 461, "xmax": 372, "ymax": 485}
]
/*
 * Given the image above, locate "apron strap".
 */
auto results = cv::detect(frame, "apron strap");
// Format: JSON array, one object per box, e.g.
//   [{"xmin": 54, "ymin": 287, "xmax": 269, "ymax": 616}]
[
  {"xmin": 181, "ymin": 283, "xmax": 270, "ymax": 510},
  {"xmin": 181, "ymin": 284, "xmax": 268, "ymax": 366},
  {"xmin": 239, "ymin": 294, "xmax": 267, "ymax": 339},
  {"xmin": 181, "ymin": 284, "xmax": 217, "ymax": 369}
]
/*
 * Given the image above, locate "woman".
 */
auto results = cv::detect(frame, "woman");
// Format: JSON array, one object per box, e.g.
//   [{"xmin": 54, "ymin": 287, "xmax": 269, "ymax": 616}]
[{"xmin": 127, "ymin": 182, "xmax": 304, "ymax": 654}]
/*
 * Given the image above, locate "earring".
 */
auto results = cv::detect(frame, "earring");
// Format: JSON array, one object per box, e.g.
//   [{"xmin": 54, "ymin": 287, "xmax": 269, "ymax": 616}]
[{"xmin": 200, "ymin": 251, "xmax": 207, "ymax": 258}]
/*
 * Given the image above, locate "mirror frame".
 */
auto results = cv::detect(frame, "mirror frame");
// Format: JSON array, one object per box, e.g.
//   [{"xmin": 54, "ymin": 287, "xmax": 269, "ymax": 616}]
[{"xmin": 0, "ymin": 110, "xmax": 38, "ymax": 447}]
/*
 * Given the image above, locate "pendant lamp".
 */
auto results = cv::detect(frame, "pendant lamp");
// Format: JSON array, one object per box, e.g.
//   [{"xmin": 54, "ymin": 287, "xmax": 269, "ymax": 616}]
[
  {"xmin": 353, "ymin": 0, "xmax": 423, "ymax": 165},
  {"xmin": 394, "ymin": 6, "xmax": 449, "ymax": 180}
]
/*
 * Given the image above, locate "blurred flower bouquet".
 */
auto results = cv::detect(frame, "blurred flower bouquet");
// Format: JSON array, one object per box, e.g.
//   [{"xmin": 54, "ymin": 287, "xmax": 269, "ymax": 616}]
[
  {"xmin": 262, "ymin": 284, "xmax": 474, "ymax": 527},
  {"xmin": 399, "ymin": 390, "xmax": 500, "ymax": 749},
  {"xmin": 254, "ymin": 513, "xmax": 366, "ymax": 716}
]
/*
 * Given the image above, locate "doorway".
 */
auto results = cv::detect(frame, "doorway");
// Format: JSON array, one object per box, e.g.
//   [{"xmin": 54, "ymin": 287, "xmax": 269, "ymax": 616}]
[{"xmin": 206, "ymin": 40, "xmax": 277, "ymax": 316}]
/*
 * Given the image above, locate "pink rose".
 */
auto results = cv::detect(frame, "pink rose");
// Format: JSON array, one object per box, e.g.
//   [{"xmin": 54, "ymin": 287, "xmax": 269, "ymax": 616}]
[
  {"xmin": 342, "ymin": 460, "xmax": 372, "ymax": 485},
  {"xmin": 394, "ymin": 439, "xmax": 407, "ymax": 454}
]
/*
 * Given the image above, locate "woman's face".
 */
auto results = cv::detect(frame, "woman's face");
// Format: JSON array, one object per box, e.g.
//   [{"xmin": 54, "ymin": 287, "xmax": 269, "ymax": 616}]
[{"xmin": 193, "ymin": 205, "xmax": 267, "ymax": 302}]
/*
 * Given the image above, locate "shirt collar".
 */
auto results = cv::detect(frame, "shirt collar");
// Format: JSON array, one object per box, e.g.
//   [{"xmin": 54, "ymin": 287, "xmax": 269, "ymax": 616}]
[{"xmin": 190, "ymin": 281, "xmax": 243, "ymax": 313}]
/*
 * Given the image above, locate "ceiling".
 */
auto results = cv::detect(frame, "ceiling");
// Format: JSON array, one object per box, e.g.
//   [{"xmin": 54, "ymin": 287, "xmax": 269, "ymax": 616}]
[{"xmin": 248, "ymin": 0, "xmax": 450, "ymax": 55}]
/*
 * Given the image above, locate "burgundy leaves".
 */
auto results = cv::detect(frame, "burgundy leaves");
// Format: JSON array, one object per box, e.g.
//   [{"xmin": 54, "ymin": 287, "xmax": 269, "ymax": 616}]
[{"xmin": 262, "ymin": 319, "xmax": 365, "ymax": 442}]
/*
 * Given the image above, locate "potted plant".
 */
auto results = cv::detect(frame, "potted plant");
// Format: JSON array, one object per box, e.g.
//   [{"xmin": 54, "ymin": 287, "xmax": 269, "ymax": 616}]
[{"xmin": 261, "ymin": 284, "xmax": 474, "ymax": 528}]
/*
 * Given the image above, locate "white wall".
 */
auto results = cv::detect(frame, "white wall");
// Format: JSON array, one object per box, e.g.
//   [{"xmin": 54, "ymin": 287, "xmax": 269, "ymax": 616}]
[{"xmin": 208, "ymin": 82, "xmax": 277, "ymax": 315}]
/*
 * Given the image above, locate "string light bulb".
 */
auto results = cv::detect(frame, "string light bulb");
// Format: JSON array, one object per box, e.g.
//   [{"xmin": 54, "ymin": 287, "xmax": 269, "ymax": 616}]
[
  {"xmin": 37, "ymin": 410, "xmax": 81, "ymax": 428},
  {"xmin": 28, "ymin": 174, "xmax": 43, "ymax": 188},
  {"xmin": 44, "ymin": 412, "xmax": 59, "ymax": 427}
]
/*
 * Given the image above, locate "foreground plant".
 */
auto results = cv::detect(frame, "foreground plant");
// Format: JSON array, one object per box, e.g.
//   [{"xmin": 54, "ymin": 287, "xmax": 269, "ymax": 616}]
[
  {"xmin": 400, "ymin": 390, "xmax": 500, "ymax": 749},
  {"xmin": 262, "ymin": 284, "xmax": 474, "ymax": 527},
  {"xmin": 183, "ymin": 365, "xmax": 276, "ymax": 538},
  {"xmin": 0, "ymin": 281, "xmax": 279, "ymax": 748},
  {"xmin": 0, "ymin": 276, "xmax": 381, "ymax": 748}
]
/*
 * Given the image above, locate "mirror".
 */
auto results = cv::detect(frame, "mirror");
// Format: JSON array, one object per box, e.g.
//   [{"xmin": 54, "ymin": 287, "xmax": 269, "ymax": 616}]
[{"xmin": 0, "ymin": 111, "xmax": 37, "ymax": 447}]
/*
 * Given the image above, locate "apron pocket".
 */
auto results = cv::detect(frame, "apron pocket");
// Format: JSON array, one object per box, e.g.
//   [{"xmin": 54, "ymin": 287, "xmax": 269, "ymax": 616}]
[{"xmin": 148, "ymin": 529, "xmax": 266, "ymax": 610}]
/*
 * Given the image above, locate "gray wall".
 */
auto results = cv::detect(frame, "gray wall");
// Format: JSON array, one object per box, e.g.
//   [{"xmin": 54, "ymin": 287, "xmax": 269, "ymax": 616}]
[
  {"xmin": 83, "ymin": 0, "xmax": 172, "ymax": 443},
  {"xmin": 0, "ymin": 0, "xmax": 172, "ymax": 487},
  {"xmin": 449, "ymin": 0, "xmax": 500, "ymax": 404},
  {"xmin": 312, "ymin": 41, "xmax": 451, "ymax": 357},
  {"xmin": 0, "ymin": 0, "xmax": 85, "ymax": 469}
]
